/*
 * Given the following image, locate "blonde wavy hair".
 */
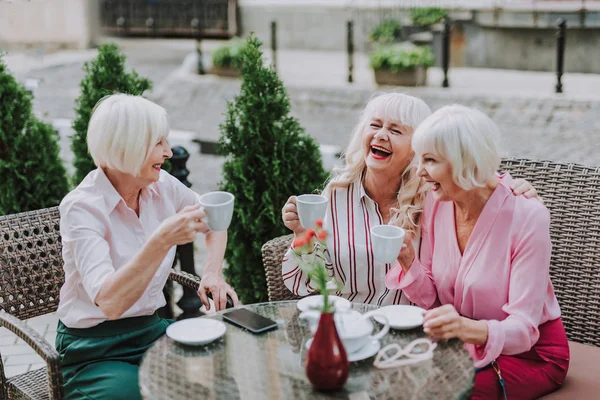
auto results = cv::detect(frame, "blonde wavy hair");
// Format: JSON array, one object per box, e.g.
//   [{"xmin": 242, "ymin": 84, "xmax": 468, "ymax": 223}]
[{"xmin": 323, "ymin": 92, "xmax": 432, "ymax": 234}]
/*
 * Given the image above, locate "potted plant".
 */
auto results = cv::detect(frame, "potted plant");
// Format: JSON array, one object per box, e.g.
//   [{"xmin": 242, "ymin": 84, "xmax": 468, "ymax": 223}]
[
  {"xmin": 210, "ymin": 39, "xmax": 246, "ymax": 77},
  {"xmin": 410, "ymin": 7, "xmax": 448, "ymax": 29},
  {"xmin": 293, "ymin": 220, "xmax": 348, "ymax": 391},
  {"xmin": 402, "ymin": 7, "xmax": 448, "ymax": 48},
  {"xmin": 369, "ymin": 43, "xmax": 434, "ymax": 87},
  {"xmin": 369, "ymin": 19, "xmax": 402, "ymax": 45}
]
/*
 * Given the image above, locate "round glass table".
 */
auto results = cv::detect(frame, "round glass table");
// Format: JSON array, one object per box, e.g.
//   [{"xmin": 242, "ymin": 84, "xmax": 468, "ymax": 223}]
[{"xmin": 139, "ymin": 301, "xmax": 474, "ymax": 399}]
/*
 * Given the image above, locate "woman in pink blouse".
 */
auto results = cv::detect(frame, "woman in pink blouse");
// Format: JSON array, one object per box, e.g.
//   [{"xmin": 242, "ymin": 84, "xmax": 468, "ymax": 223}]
[
  {"xmin": 56, "ymin": 94, "xmax": 239, "ymax": 400},
  {"xmin": 386, "ymin": 105, "xmax": 569, "ymax": 399},
  {"xmin": 281, "ymin": 93, "xmax": 537, "ymax": 307}
]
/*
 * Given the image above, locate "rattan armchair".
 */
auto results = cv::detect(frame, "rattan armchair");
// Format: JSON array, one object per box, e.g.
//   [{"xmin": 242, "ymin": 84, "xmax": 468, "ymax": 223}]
[
  {"xmin": 261, "ymin": 234, "xmax": 299, "ymax": 302},
  {"xmin": 0, "ymin": 207, "xmax": 206, "ymax": 400},
  {"xmin": 262, "ymin": 158, "xmax": 600, "ymax": 347}
]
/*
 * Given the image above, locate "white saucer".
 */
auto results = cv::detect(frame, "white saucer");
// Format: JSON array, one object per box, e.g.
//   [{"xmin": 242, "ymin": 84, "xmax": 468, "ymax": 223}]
[
  {"xmin": 166, "ymin": 318, "xmax": 226, "ymax": 346},
  {"xmin": 297, "ymin": 295, "xmax": 351, "ymax": 312},
  {"xmin": 372, "ymin": 305, "xmax": 425, "ymax": 330},
  {"xmin": 305, "ymin": 338, "xmax": 381, "ymax": 362}
]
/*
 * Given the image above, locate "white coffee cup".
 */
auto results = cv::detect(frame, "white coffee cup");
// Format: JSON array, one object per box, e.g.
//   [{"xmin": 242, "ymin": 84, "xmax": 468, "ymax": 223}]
[
  {"xmin": 370, "ymin": 225, "xmax": 406, "ymax": 264},
  {"xmin": 300, "ymin": 309, "xmax": 390, "ymax": 354},
  {"xmin": 198, "ymin": 191, "xmax": 235, "ymax": 231},
  {"xmin": 296, "ymin": 194, "xmax": 328, "ymax": 229}
]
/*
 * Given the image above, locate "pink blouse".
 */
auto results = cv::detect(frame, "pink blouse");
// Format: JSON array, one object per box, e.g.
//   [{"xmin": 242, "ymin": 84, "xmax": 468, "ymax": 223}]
[
  {"xmin": 386, "ymin": 174, "xmax": 561, "ymax": 367},
  {"xmin": 57, "ymin": 168, "xmax": 199, "ymax": 328}
]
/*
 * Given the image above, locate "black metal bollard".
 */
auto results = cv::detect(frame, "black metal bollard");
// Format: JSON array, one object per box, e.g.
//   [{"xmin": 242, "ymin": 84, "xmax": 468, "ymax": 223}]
[
  {"xmin": 145, "ymin": 17, "xmax": 155, "ymax": 37},
  {"xmin": 192, "ymin": 18, "xmax": 205, "ymax": 75},
  {"xmin": 170, "ymin": 146, "xmax": 204, "ymax": 320},
  {"xmin": 555, "ymin": 18, "xmax": 566, "ymax": 94},
  {"xmin": 271, "ymin": 21, "xmax": 278, "ymax": 73},
  {"xmin": 347, "ymin": 20, "xmax": 354, "ymax": 83},
  {"xmin": 442, "ymin": 16, "xmax": 451, "ymax": 88},
  {"xmin": 116, "ymin": 16, "xmax": 126, "ymax": 34}
]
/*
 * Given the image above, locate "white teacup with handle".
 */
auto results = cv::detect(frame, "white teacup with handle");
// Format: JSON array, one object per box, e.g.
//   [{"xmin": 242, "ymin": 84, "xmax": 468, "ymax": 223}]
[
  {"xmin": 370, "ymin": 225, "xmax": 406, "ymax": 264},
  {"xmin": 198, "ymin": 191, "xmax": 235, "ymax": 231},
  {"xmin": 300, "ymin": 309, "xmax": 390, "ymax": 354},
  {"xmin": 296, "ymin": 194, "xmax": 328, "ymax": 229}
]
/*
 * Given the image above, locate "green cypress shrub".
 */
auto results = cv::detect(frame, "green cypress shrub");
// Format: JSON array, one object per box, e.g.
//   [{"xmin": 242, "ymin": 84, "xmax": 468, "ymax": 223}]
[
  {"xmin": 71, "ymin": 43, "xmax": 152, "ymax": 184},
  {"xmin": 218, "ymin": 36, "xmax": 328, "ymax": 304},
  {"xmin": 0, "ymin": 56, "xmax": 69, "ymax": 215}
]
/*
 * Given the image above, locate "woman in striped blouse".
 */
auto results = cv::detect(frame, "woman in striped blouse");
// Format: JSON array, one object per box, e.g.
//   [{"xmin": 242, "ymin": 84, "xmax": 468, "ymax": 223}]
[{"xmin": 281, "ymin": 92, "xmax": 537, "ymax": 306}]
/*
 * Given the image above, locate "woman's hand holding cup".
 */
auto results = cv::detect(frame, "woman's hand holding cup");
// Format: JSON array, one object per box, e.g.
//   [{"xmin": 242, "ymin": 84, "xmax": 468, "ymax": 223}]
[
  {"xmin": 397, "ymin": 232, "xmax": 416, "ymax": 273},
  {"xmin": 370, "ymin": 225, "xmax": 406, "ymax": 264},
  {"xmin": 154, "ymin": 204, "xmax": 209, "ymax": 247},
  {"xmin": 282, "ymin": 196, "xmax": 306, "ymax": 237}
]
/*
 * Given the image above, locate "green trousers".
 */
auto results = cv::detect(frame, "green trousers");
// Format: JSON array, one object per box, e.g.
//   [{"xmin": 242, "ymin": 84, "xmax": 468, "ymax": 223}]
[{"xmin": 56, "ymin": 313, "xmax": 172, "ymax": 400}]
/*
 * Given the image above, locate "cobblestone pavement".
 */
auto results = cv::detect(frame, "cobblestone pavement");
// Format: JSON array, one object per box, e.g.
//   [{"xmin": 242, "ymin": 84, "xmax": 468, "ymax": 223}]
[{"xmin": 2, "ymin": 37, "xmax": 600, "ymax": 378}]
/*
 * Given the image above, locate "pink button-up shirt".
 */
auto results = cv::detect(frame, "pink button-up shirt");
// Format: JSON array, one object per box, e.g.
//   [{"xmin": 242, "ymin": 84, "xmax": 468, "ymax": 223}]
[
  {"xmin": 57, "ymin": 168, "xmax": 199, "ymax": 328},
  {"xmin": 386, "ymin": 174, "xmax": 561, "ymax": 367}
]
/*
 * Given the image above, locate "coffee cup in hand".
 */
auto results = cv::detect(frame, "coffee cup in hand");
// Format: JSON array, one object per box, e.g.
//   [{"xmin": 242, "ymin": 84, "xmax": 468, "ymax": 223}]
[
  {"xmin": 370, "ymin": 225, "xmax": 406, "ymax": 264},
  {"xmin": 198, "ymin": 191, "xmax": 235, "ymax": 231},
  {"xmin": 296, "ymin": 194, "xmax": 328, "ymax": 229}
]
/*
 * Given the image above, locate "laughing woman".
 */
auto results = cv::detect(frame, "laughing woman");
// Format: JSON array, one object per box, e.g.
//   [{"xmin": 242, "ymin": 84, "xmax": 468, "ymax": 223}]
[
  {"xmin": 386, "ymin": 105, "xmax": 569, "ymax": 399},
  {"xmin": 281, "ymin": 93, "xmax": 538, "ymax": 306},
  {"xmin": 55, "ymin": 94, "xmax": 239, "ymax": 400}
]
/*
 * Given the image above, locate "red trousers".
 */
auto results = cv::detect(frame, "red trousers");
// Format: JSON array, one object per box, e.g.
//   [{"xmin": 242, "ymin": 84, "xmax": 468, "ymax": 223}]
[{"xmin": 472, "ymin": 318, "xmax": 570, "ymax": 400}]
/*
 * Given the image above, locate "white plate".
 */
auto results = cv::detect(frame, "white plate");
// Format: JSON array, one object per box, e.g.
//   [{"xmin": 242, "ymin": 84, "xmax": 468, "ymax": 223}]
[
  {"xmin": 305, "ymin": 338, "xmax": 381, "ymax": 362},
  {"xmin": 166, "ymin": 318, "xmax": 226, "ymax": 346},
  {"xmin": 296, "ymin": 295, "xmax": 351, "ymax": 312},
  {"xmin": 372, "ymin": 305, "xmax": 425, "ymax": 330}
]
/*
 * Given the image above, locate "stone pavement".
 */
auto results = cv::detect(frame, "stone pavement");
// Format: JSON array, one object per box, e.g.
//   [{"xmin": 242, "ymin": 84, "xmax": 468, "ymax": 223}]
[{"xmin": 2, "ymin": 37, "xmax": 600, "ymax": 379}]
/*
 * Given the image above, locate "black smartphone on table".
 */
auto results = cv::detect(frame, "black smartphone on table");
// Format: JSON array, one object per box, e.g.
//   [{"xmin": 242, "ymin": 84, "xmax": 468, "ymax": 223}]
[{"xmin": 222, "ymin": 308, "xmax": 279, "ymax": 334}]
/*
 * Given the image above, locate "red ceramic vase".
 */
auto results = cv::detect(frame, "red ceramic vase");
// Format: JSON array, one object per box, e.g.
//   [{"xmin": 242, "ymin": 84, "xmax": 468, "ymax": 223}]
[{"xmin": 305, "ymin": 312, "xmax": 349, "ymax": 391}]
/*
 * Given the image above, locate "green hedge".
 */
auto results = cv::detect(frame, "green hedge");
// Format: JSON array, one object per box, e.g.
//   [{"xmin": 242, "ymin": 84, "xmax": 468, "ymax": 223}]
[
  {"xmin": 71, "ymin": 43, "xmax": 152, "ymax": 185},
  {"xmin": 0, "ymin": 56, "xmax": 68, "ymax": 215},
  {"xmin": 218, "ymin": 36, "xmax": 328, "ymax": 304}
]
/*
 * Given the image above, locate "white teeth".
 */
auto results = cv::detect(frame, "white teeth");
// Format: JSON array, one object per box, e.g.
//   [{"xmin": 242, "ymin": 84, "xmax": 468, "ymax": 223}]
[{"xmin": 371, "ymin": 145, "xmax": 391, "ymax": 154}]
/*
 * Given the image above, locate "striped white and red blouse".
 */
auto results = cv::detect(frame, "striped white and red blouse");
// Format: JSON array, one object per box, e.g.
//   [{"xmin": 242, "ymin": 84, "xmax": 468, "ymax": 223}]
[{"xmin": 282, "ymin": 178, "xmax": 411, "ymax": 306}]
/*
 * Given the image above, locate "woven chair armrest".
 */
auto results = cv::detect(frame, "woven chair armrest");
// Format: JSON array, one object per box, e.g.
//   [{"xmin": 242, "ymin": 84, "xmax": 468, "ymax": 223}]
[
  {"xmin": 0, "ymin": 311, "xmax": 63, "ymax": 398},
  {"xmin": 168, "ymin": 268, "xmax": 201, "ymax": 290},
  {"xmin": 168, "ymin": 269, "xmax": 235, "ymax": 309},
  {"xmin": 0, "ymin": 311, "xmax": 59, "ymax": 363}
]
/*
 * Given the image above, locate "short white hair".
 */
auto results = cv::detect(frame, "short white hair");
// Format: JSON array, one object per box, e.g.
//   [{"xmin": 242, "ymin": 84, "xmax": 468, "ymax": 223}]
[
  {"xmin": 412, "ymin": 104, "xmax": 501, "ymax": 190},
  {"xmin": 87, "ymin": 94, "xmax": 169, "ymax": 176}
]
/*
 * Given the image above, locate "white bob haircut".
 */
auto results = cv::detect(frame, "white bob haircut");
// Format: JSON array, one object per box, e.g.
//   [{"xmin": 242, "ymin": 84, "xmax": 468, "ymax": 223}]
[
  {"xmin": 87, "ymin": 94, "xmax": 169, "ymax": 176},
  {"xmin": 412, "ymin": 104, "xmax": 502, "ymax": 190}
]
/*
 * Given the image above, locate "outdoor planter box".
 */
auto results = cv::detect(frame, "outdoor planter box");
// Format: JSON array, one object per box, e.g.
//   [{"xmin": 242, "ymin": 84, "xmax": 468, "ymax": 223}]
[
  {"xmin": 210, "ymin": 66, "xmax": 241, "ymax": 77},
  {"xmin": 373, "ymin": 66, "xmax": 428, "ymax": 87}
]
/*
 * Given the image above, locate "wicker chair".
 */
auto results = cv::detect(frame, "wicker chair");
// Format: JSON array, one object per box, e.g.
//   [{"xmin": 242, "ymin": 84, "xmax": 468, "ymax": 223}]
[
  {"xmin": 261, "ymin": 234, "xmax": 298, "ymax": 302},
  {"xmin": 262, "ymin": 158, "xmax": 600, "ymax": 347},
  {"xmin": 0, "ymin": 207, "xmax": 206, "ymax": 400}
]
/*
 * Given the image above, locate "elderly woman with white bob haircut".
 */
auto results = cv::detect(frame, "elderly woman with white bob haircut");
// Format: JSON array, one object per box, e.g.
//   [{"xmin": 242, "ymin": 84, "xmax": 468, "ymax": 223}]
[
  {"xmin": 55, "ymin": 94, "xmax": 239, "ymax": 400},
  {"xmin": 386, "ymin": 105, "xmax": 569, "ymax": 399},
  {"xmin": 282, "ymin": 92, "xmax": 537, "ymax": 307}
]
